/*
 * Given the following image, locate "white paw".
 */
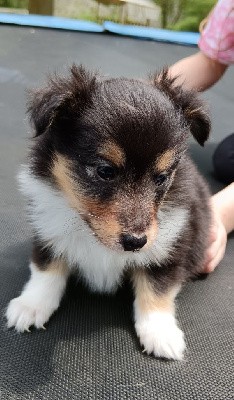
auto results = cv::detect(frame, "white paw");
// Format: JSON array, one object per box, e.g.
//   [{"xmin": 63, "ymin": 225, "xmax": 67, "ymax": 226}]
[
  {"xmin": 6, "ymin": 296, "xmax": 54, "ymax": 332},
  {"xmin": 135, "ymin": 311, "xmax": 185, "ymax": 360}
]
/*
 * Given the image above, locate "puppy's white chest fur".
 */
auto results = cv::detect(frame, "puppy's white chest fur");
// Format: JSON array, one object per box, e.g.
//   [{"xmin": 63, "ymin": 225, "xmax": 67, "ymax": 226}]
[{"xmin": 19, "ymin": 168, "xmax": 188, "ymax": 293}]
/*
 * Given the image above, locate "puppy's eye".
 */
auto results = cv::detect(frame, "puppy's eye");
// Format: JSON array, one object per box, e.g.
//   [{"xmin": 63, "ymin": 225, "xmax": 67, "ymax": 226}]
[
  {"xmin": 154, "ymin": 173, "xmax": 168, "ymax": 186},
  {"xmin": 97, "ymin": 165, "xmax": 117, "ymax": 181}
]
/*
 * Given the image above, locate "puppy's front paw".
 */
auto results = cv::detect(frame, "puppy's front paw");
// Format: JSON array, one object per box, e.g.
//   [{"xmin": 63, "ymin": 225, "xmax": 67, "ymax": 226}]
[
  {"xmin": 6, "ymin": 296, "xmax": 53, "ymax": 332},
  {"xmin": 135, "ymin": 311, "xmax": 185, "ymax": 360}
]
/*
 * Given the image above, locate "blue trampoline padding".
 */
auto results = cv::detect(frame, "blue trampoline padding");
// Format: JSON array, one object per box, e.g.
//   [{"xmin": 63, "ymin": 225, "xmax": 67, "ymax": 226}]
[
  {"xmin": 0, "ymin": 13, "xmax": 104, "ymax": 33},
  {"xmin": 0, "ymin": 13, "xmax": 199, "ymax": 46},
  {"xmin": 104, "ymin": 21, "xmax": 200, "ymax": 46}
]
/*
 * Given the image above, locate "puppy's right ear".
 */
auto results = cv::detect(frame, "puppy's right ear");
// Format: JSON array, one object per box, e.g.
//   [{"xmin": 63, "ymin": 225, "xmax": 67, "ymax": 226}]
[
  {"xmin": 152, "ymin": 69, "xmax": 211, "ymax": 146},
  {"xmin": 27, "ymin": 65, "xmax": 97, "ymax": 137}
]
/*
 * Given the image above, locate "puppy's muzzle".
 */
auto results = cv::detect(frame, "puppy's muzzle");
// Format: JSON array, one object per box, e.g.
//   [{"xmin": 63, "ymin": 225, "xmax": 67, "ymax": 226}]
[{"xmin": 120, "ymin": 234, "xmax": 147, "ymax": 252}]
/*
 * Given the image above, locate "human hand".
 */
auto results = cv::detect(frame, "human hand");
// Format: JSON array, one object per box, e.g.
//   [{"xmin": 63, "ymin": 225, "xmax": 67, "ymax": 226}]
[{"xmin": 203, "ymin": 200, "xmax": 227, "ymax": 273}]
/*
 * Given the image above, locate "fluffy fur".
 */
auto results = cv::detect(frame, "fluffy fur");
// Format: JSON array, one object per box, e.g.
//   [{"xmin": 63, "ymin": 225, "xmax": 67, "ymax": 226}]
[{"xmin": 6, "ymin": 65, "xmax": 211, "ymax": 360}]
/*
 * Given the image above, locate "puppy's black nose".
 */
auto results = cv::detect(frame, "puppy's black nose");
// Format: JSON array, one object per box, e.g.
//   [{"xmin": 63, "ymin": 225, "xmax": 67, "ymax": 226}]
[{"xmin": 121, "ymin": 234, "xmax": 147, "ymax": 251}]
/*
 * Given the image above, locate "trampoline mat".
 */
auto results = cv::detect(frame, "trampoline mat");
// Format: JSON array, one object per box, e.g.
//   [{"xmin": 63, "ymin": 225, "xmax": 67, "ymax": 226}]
[{"xmin": 0, "ymin": 26, "xmax": 233, "ymax": 400}]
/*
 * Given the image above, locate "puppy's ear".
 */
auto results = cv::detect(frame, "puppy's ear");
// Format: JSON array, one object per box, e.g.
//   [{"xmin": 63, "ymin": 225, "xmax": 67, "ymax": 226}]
[
  {"xmin": 152, "ymin": 69, "xmax": 211, "ymax": 146},
  {"xmin": 27, "ymin": 64, "xmax": 97, "ymax": 137}
]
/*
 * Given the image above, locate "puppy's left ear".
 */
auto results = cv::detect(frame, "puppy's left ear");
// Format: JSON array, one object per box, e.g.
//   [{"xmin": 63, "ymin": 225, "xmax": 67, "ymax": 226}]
[
  {"xmin": 153, "ymin": 69, "xmax": 211, "ymax": 146},
  {"xmin": 27, "ymin": 64, "xmax": 97, "ymax": 137}
]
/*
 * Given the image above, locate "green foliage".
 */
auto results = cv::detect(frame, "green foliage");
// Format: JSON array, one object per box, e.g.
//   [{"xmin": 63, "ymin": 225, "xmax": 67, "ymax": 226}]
[
  {"xmin": 180, "ymin": 0, "xmax": 216, "ymax": 31},
  {"xmin": 0, "ymin": 0, "xmax": 28, "ymax": 8},
  {"xmin": 154, "ymin": 0, "xmax": 216, "ymax": 31},
  {"xmin": 172, "ymin": 16, "xmax": 200, "ymax": 32}
]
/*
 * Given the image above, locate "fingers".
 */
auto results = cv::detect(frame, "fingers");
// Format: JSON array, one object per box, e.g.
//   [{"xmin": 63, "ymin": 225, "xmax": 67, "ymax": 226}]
[
  {"xmin": 203, "ymin": 222, "xmax": 227, "ymax": 273},
  {"xmin": 208, "ymin": 223, "xmax": 218, "ymax": 244},
  {"xmin": 205, "ymin": 247, "xmax": 226, "ymax": 273},
  {"xmin": 202, "ymin": 197, "xmax": 229, "ymax": 274}
]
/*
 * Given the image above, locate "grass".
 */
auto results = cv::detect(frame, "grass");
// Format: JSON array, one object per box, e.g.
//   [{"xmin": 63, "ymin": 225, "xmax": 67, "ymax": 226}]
[{"xmin": 0, "ymin": 0, "xmax": 27, "ymax": 7}]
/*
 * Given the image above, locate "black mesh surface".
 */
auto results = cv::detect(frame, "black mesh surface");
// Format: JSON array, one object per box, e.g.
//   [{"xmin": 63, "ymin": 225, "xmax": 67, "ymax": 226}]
[{"xmin": 0, "ymin": 26, "xmax": 233, "ymax": 400}]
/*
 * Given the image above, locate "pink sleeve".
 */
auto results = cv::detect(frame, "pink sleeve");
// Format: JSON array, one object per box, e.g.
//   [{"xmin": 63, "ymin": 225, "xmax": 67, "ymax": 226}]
[{"xmin": 198, "ymin": 0, "xmax": 234, "ymax": 65}]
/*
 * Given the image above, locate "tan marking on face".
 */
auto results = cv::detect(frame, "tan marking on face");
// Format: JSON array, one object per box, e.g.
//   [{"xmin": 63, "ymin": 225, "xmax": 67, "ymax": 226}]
[
  {"xmin": 52, "ymin": 153, "xmax": 122, "ymax": 248},
  {"xmin": 82, "ymin": 197, "xmax": 122, "ymax": 246},
  {"xmin": 133, "ymin": 269, "xmax": 180, "ymax": 314},
  {"xmin": 155, "ymin": 149, "xmax": 175, "ymax": 172},
  {"xmin": 52, "ymin": 154, "xmax": 158, "ymax": 250},
  {"xmin": 144, "ymin": 216, "xmax": 158, "ymax": 247},
  {"xmin": 98, "ymin": 142, "xmax": 125, "ymax": 167},
  {"xmin": 52, "ymin": 153, "xmax": 83, "ymax": 210}
]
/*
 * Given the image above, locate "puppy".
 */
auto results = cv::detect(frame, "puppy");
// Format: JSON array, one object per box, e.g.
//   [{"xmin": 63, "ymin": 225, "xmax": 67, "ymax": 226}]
[{"xmin": 6, "ymin": 65, "xmax": 211, "ymax": 360}]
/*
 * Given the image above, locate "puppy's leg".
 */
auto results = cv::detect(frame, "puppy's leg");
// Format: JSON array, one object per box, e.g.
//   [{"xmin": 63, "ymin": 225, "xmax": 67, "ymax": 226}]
[
  {"xmin": 6, "ymin": 245, "xmax": 69, "ymax": 332},
  {"xmin": 132, "ymin": 269, "xmax": 185, "ymax": 360}
]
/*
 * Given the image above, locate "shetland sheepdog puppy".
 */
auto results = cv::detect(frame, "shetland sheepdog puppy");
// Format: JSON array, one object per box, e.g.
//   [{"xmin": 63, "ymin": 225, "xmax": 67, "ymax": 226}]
[{"xmin": 6, "ymin": 66, "xmax": 211, "ymax": 360}]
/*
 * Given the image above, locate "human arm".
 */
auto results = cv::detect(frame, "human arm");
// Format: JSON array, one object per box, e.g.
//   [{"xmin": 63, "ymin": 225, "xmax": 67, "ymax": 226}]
[
  {"xmin": 204, "ymin": 183, "xmax": 234, "ymax": 273},
  {"xmin": 212, "ymin": 182, "xmax": 234, "ymax": 235},
  {"xmin": 168, "ymin": 0, "xmax": 234, "ymax": 91},
  {"xmin": 168, "ymin": 51, "xmax": 228, "ymax": 92}
]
